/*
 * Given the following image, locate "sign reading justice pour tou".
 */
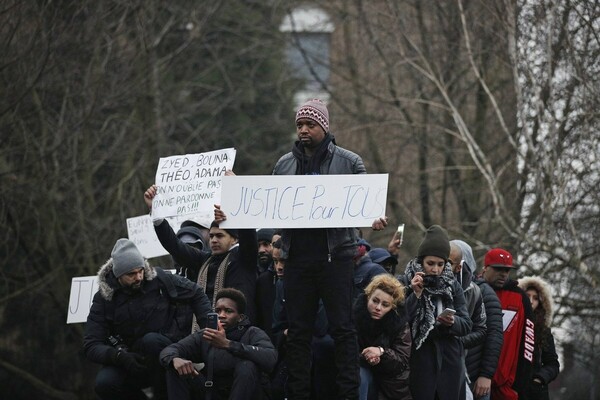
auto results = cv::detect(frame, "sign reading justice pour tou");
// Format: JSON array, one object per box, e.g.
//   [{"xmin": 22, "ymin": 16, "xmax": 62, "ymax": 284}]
[{"xmin": 219, "ymin": 174, "xmax": 388, "ymax": 229}]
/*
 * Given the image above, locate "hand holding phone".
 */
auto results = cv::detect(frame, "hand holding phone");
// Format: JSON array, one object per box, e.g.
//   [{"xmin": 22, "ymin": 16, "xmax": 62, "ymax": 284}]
[
  {"xmin": 438, "ymin": 308, "xmax": 456, "ymax": 319},
  {"xmin": 396, "ymin": 224, "xmax": 405, "ymax": 247}
]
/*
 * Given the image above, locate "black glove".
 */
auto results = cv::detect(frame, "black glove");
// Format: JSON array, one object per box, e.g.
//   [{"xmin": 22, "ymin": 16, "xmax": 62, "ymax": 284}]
[{"xmin": 115, "ymin": 350, "xmax": 147, "ymax": 375}]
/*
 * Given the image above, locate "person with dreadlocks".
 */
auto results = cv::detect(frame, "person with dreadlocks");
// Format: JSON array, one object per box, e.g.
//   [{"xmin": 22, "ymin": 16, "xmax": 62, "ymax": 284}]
[
  {"xmin": 518, "ymin": 276, "xmax": 560, "ymax": 400},
  {"xmin": 402, "ymin": 225, "xmax": 472, "ymax": 400}
]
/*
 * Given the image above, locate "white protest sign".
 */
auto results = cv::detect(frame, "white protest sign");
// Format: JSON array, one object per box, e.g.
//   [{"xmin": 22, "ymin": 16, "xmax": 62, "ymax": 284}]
[
  {"xmin": 127, "ymin": 215, "xmax": 170, "ymax": 259},
  {"xmin": 151, "ymin": 148, "xmax": 236, "ymax": 220},
  {"xmin": 219, "ymin": 174, "xmax": 388, "ymax": 229},
  {"xmin": 126, "ymin": 213, "xmax": 213, "ymax": 259},
  {"xmin": 67, "ymin": 275, "xmax": 98, "ymax": 324}
]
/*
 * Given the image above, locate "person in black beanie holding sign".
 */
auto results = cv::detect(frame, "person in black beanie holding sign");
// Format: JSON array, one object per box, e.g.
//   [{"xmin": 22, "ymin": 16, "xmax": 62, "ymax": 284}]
[{"xmin": 402, "ymin": 225, "xmax": 472, "ymax": 400}]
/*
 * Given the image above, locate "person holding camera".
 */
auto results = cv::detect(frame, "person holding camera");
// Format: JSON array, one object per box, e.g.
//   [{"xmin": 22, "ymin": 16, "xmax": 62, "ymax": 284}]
[
  {"xmin": 402, "ymin": 225, "xmax": 472, "ymax": 400},
  {"xmin": 160, "ymin": 288, "xmax": 277, "ymax": 400},
  {"xmin": 83, "ymin": 238, "xmax": 212, "ymax": 400}
]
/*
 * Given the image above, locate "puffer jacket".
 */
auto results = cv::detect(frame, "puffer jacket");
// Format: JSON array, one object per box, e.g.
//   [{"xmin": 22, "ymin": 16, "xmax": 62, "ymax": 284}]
[
  {"xmin": 464, "ymin": 277, "xmax": 504, "ymax": 382},
  {"xmin": 518, "ymin": 276, "xmax": 560, "ymax": 399},
  {"xmin": 83, "ymin": 260, "xmax": 211, "ymax": 365},
  {"xmin": 272, "ymin": 139, "xmax": 366, "ymax": 260}
]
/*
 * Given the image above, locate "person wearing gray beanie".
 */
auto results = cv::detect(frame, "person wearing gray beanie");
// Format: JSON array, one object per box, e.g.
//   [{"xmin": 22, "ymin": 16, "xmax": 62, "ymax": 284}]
[
  {"xmin": 84, "ymin": 238, "xmax": 212, "ymax": 400},
  {"xmin": 111, "ymin": 238, "xmax": 145, "ymax": 278}
]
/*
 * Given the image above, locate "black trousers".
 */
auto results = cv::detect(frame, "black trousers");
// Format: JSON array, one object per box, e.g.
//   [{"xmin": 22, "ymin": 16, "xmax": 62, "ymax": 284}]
[
  {"xmin": 95, "ymin": 332, "xmax": 172, "ymax": 400},
  {"xmin": 165, "ymin": 359, "xmax": 261, "ymax": 400},
  {"xmin": 283, "ymin": 258, "xmax": 359, "ymax": 400}
]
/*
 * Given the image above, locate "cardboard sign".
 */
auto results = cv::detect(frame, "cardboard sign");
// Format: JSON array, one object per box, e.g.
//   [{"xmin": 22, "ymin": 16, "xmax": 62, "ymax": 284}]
[
  {"xmin": 151, "ymin": 148, "xmax": 236, "ymax": 220},
  {"xmin": 219, "ymin": 174, "xmax": 388, "ymax": 228}
]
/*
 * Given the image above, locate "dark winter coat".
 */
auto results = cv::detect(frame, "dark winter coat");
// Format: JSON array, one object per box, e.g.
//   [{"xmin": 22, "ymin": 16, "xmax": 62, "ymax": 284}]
[
  {"xmin": 154, "ymin": 219, "xmax": 258, "ymax": 323},
  {"xmin": 518, "ymin": 276, "xmax": 560, "ymax": 400},
  {"xmin": 83, "ymin": 260, "xmax": 211, "ymax": 365},
  {"xmin": 255, "ymin": 266, "xmax": 277, "ymax": 342},
  {"xmin": 462, "ymin": 277, "xmax": 504, "ymax": 383},
  {"xmin": 159, "ymin": 321, "xmax": 277, "ymax": 392},
  {"xmin": 272, "ymin": 137, "xmax": 366, "ymax": 261},
  {"xmin": 354, "ymin": 293, "xmax": 412, "ymax": 400},
  {"xmin": 405, "ymin": 278, "xmax": 472, "ymax": 400}
]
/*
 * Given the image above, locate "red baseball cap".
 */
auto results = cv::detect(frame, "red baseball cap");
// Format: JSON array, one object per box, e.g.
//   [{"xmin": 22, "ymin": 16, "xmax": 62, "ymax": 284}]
[{"xmin": 484, "ymin": 248, "xmax": 515, "ymax": 268}]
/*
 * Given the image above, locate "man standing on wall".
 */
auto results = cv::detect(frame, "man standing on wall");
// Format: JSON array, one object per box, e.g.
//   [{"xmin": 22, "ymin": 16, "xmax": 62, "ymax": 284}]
[{"xmin": 272, "ymin": 99, "xmax": 366, "ymax": 399}]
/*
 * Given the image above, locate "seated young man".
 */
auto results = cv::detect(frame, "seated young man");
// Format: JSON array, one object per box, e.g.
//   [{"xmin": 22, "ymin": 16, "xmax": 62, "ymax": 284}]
[{"xmin": 160, "ymin": 288, "xmax": 277, "ymax": 400}]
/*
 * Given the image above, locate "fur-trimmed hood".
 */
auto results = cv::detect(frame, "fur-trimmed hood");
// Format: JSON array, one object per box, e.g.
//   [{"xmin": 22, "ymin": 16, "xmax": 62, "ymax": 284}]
[
  {"xmin": 96, "ymin": 257, "xmax": 156, "ymax": 301},
  {"xmin": 518, "ymin": 275, "xmax": 554, "ymax": 327}
]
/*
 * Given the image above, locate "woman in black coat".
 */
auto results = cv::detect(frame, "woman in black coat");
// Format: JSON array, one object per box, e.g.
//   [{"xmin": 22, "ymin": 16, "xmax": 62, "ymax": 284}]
[
  {"xmin": 404, "ymin": 225, "xmax": 472, "ymax": 400},
  {"xmin": 354, "ymin": 274, "xmax": 412, "ymax": 400},
  {"xmin": 518, "ymin": 276, "xmax": 560, "ymax": 400}
]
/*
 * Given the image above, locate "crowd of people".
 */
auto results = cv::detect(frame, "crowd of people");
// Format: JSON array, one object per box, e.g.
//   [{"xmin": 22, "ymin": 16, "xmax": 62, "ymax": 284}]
[{"xmin": 83, "ymin": 99, "xmax": 560, "ymax": 399}]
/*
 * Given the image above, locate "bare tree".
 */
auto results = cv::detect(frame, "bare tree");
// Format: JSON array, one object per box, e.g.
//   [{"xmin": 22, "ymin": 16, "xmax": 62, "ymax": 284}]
[{"xmin": 0, "ymin": 1, "xmax": 294, "ymax": 398}]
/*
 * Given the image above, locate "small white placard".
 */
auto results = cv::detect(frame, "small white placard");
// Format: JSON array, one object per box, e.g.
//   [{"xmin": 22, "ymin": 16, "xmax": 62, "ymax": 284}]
[
  {"xmin": 151, "ymin": 148, "xmax": 236, "ymax": 220},
  {"xmin": 219, "ymin": 174, "xmax": 388, "ymax": 228},
  {"xmin": 67, "ymin": 275, "xmax": 99, "ymax": 324}
]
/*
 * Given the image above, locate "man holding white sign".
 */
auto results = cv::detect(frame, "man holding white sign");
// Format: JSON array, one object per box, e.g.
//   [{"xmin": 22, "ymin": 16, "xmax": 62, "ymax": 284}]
[{"xmin": 272, "ymin": 99, "xmax": 366, "ymax": 400}]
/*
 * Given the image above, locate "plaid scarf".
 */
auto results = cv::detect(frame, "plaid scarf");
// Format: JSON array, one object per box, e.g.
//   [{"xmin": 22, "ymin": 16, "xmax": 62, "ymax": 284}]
[{"xmin": 405, "ymin": 258, "xmax": 454, "ymax": 349}]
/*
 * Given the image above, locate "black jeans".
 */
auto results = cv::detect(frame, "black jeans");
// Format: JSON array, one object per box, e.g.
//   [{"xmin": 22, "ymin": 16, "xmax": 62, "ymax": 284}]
[
  {"xmin": 166, "ymin": 359, "xmax": 260, "ymax": 400},
  {"xmin": 284, "ymin": 258, "xmax": 359, "ymax": 400}
]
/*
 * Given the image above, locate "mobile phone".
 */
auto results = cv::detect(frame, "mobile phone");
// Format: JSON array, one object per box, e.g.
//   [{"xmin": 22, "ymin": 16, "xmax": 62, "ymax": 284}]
[
  {"xmin": 439, "ymin": 308, "xmax": 456, "ymax": 318},
  {"xmin": 207, "ymin": 312, "xmax": 219, "ymax": 330},
  {"xmin": 396, "ymin": 224, "xmax": 405, "ymax": 246}
]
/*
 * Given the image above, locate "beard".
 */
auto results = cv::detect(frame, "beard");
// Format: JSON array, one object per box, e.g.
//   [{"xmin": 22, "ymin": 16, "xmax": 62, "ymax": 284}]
[{"xmin": 258, "ymin": 253, "xmax": 272, "ymax": 268}]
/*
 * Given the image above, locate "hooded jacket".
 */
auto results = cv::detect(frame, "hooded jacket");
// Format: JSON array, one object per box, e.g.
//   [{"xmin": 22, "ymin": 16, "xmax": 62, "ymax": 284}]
[
  {"xmin": 83, "ymin": 259, "xmax": 211, "ymax": 365},
  {"xmin": 451, "ymin": 240, "xmax": 488, "ymax": 383},
  {"xmin": 518, "ymin": 276, "xmax": 560, "ymax": 396},
  {"xmin": 272, "ymin": 137, "xmax": 366, "ymax": 261}
]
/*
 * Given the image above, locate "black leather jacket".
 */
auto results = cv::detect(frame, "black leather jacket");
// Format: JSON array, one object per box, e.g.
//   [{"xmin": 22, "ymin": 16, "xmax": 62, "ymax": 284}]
[{"xmin": 272, "ymin": 140, "xmax": 366, "ymax": 260}]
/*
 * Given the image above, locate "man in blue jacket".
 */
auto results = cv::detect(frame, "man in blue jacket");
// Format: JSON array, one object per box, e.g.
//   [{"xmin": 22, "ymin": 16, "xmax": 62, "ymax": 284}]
[{"xmin": 272, "ymin": 99, "xmax": 366, "ymax": 399}]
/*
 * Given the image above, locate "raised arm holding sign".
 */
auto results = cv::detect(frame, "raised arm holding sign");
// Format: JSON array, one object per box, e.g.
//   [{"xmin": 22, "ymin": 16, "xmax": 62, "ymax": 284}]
[{"xmin": 150, "ymin": 148, "xmax": 236, "ymax": 220}]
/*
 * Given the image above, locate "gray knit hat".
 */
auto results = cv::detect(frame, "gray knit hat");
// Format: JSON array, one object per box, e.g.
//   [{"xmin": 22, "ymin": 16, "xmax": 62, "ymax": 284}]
[
  {"xmin": 111, "ymin": 239, "xmax": 145, "ymax": 278},
  {"xmin": 417, "ymin": 225, "xmax": 450, "ymax": 261},
  {"xmin": 295, "ymin": 99, "xmax": 330, "ymax": 132}
]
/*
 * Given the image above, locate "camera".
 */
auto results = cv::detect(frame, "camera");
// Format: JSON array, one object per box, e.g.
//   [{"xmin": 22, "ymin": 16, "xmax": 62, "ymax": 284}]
[
  {"xmin": 107, "ymin": 334, "xmax": 129, "ymax": 352},
  {"xmin": 422, "ymin": 275, "xmax": 440, "ymax": 288}
]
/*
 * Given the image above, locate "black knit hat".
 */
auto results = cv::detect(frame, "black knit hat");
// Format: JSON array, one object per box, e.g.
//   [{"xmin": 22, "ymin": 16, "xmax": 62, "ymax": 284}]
[{"xmin": 417, "ymin": 225, "xmax": 450, "ymax": 260}]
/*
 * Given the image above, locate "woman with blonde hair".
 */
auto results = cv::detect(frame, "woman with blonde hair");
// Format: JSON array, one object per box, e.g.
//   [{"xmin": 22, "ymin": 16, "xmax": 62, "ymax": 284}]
[
  {"xmin": 353, "ymin": 274, "xmax": 412, "ymax": 400},
  {"xmin": 518, "ymin": 276, "xmax": 560, "ymax": 400}
]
